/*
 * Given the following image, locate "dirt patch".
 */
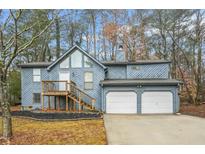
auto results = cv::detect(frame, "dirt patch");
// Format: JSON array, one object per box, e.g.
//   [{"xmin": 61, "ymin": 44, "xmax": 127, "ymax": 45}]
[
  {"xmin": 180, "ymin": 103, "xmax": 205, "ymax": 118},
  {"xmin": 0, "ymin": 117, "xmax": 106, "ymax": 145}
]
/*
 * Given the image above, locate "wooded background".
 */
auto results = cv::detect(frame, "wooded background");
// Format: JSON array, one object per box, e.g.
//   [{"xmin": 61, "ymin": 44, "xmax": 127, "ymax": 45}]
[{"xmin": 1, "ymin": 9, "xmax": 205, "ymax": 105}]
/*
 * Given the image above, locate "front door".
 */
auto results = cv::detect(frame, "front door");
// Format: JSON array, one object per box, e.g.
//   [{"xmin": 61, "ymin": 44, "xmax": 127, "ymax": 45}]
[{"xmin": 59, "ymin": 71, "xmax": 70, "ymax": 91}]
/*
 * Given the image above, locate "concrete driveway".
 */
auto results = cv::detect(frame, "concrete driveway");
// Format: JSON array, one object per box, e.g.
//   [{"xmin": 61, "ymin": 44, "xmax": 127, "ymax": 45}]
[{"xmin": 104, "ymin": 114, "xmax": 205, "ymax": 144}]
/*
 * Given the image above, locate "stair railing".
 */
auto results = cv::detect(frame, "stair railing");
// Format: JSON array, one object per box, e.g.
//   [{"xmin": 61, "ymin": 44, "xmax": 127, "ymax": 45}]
[{"xmin": 67, "ymin": 82, "xmax": 96, "ymax": 109}]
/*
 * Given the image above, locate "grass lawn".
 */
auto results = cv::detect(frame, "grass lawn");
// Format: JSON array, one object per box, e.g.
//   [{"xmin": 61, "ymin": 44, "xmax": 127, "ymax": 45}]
[{"xmin": 0, "ymin": 117, "xmax": 106, "ymax": 145}]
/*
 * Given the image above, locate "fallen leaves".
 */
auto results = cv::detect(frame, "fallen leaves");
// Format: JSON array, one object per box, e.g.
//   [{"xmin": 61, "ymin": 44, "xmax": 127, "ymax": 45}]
[
  {"xmin": 0, "ymin": 117, "xmax": 106, "ymax": 145},
  {"xmin": 180, "ymin": 103, "xmax": 205, "ymax": 118}
]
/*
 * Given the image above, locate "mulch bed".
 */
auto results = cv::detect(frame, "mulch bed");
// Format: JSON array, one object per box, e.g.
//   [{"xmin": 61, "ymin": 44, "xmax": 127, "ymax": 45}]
[
  {"xmin": 0, "ymin": 111, "xmax": 103, "ymax": 120},
  {"xmin": 180, "ymin": 103, "xmax": 205, "ymax": 118}
]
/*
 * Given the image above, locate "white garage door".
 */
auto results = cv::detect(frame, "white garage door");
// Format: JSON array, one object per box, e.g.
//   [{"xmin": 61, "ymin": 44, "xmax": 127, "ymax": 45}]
[
  {"xmin": 106, "ymin": 92, "xmax": 137, "ymax": 114},
  {"xmin": 141, "ymin": 92, "xmax": 173, "ymax": 114}
]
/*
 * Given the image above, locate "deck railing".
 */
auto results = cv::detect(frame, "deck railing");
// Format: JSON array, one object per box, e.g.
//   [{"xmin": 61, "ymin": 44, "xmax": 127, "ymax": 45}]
[
  {"xmin": 42, "ymin": 80, "xmax": 76, "ymax": 92},
  {"xmin": 41, "ymin": 80, "xmax": 96, "ymax": 109}
]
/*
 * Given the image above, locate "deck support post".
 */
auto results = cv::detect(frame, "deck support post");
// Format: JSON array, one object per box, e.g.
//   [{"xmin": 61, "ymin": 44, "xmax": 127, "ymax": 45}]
[
  {"xmin": 66, "ymin": 96, "xmax": 68, "ymax": 112},
  {"xmin": 78, "ymin": 94, "xmax": 81, "ymax": 112},
  {"xmin": 78, "ymin": 103, "xmax": 81, "ymax": 112},
  {"xmin": 58, "ymin": 96, "xmax": 60, "ymax": 111},
  {"xmin": 73, "ymin": 102, "xmax": 76, "ymax": 112},
  {"xmin": 41, "ymin": 81, "xmax": 44, "ymax": 111},
  {"xmin": 42, "ymin": 94, "xmax": 44, "ymax": 111}
]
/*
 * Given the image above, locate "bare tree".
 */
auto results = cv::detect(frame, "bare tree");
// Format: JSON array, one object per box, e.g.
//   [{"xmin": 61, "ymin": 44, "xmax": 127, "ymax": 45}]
[{"xmin": 0, "ymin": 9, "xmax": 56, "ymax": 139}]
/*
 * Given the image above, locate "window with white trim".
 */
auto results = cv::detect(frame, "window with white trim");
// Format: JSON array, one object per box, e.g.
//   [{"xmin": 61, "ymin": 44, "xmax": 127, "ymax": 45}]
[
  {"xmin": 84, "ymin": 55, "xmax": 93, "ymax": 68},
  {"xmin": 60, "ymin": 57, "xmax": 69, "ymax": 68},
  {"xmin": 33, "ymin": 69, "xmax": 41, "ymax": 82},
  {"xmin": 71, "ymin": 50, "xmax": 82, "ymax": 68},
  {"xmin": 84, "ymin": 72, "xmax": 93, "ymax": 90}
]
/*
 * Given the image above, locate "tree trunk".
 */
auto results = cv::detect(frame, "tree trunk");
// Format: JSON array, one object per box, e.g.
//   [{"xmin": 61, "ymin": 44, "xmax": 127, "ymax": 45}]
[
  {"xmin": 195, "ymin": 11, "xmax": 202, "ymax": 104},
  {"xmin": 91, "ymin": 14, "xmax": 97, "ymax": 58},
  {"xmin": 195, "ymin": 39, "xmax": 202, "ymax": 104},
  {"xmin": 171, "ymin": 29, "xmax": 177, "ymax": 79},
  {"xmin": 102, "ymin": 37, "xmax": 107, "ymax": 61},
  {"xmin": 55, "ymin": 18, "xmax": 61, "ymax": 58},
  {"xmin": 0, "ymin": 80, "xmax": 12, "ymax": 139}
]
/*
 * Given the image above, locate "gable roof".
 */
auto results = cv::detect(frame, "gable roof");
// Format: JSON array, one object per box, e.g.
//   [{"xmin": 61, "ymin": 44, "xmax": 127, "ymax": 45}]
[{"xmin": 47, "ymin": 45, "xmax": 106, "ymax": 71}]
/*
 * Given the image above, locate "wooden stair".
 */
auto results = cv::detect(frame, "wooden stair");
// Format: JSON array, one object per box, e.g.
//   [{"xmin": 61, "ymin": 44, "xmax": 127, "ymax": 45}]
[
  {"xmin": 41, "ymin": 80, "xmax": 97, "ymax": 112},
  {"xmin": 67, "ymin": 89, "xmax": 96, "ymax": 112}
]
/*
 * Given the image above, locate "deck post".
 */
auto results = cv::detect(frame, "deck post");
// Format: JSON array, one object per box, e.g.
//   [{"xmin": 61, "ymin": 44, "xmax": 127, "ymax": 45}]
[
  {"xmin": 41, "ymin": 81, "xmax": 44, "ymax": 111},
  {"xmin": 78, "ymin": 93, "xmax": 81, "ymax": 112},
  {"xmin": 66, "ymin": 81, "xmax": 68, "ymax": 91},
  {"xmin": 42, "ymin": 94, "xmax": 44, "ymax": 111},
  {"xmin": 91, "ymin": 99, "xmax": 95, "ymax": 110},
  {"xmin": 58, "ymin": 96, "xmax": 60, "ymax": 111},
  {"xmin": 73, "ymin": 101, "xmax": 76, "ymax": 112},
  {"xmin": 66, "ymin": 96, "xmax": 68, "ymax": 112},
  {"xmin": 48, "ymin": 96, "xmax": 50, "ymax": 111}
]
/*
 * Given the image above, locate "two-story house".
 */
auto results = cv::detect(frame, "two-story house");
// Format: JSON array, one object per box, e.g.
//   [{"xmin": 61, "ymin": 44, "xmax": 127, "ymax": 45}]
[{"xmin": 18, "ymin": 45, "xmax": 181, "ymax": 114}]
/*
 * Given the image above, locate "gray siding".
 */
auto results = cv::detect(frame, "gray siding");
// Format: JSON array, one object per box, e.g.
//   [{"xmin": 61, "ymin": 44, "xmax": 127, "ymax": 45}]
[
  {"xmin": 48, "ymin": 54, "xmax": 105, "ymax": 110},
  {"xmin": 21, "ymin": 68, "xmax": 49, "ymax": 109},
  {"xmin": 21, "ymin": 49, "xmax": 105, "ymax": 110},
  {"xmin": 21, "ymin": 68, "xmax": 33, "ymax": 107},
  {"xmin": 106, "ymin": 63, "xmax": 170, "ymax": 79},
  {"xmin": 106, "ymin": 66, "xmax": 126, "ymax": 79},
  {"xmin": 102, "ymin": 85, "xmax": 180, "ymax": 113},
  {"xmin": 127, "ymin": 63, "xmax": 170, "ymax": 79}
]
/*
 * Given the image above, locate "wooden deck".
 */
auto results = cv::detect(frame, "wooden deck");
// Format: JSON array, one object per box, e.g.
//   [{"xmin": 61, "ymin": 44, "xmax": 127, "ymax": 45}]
[
  {"xmin": 42, "ymin": 91, "xmax": 69, "ymax": 96},
  {"xmin": 41, "ymin": 80, "xmax": 96, "ymax": 112}
]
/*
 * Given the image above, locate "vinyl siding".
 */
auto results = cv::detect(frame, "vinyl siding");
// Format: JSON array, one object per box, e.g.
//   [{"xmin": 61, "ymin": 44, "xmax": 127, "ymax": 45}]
[
  {"xmin": 49, "ymin": 54, "xmax": 105, "ymax": 110},
  {"xmin": 21, "ymin": 68, "xmax": 49, "ymax": 109},
  {"xmin": 106, "ymin": 66, "xmax": 126, "ymax": 79},
  {"xmin": 127, "ymin": 63, "xmax": 170, "ymax": 79}
]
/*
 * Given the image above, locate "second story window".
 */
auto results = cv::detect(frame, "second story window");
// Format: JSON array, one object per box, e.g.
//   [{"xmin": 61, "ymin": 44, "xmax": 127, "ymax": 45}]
[
  {"xmin": 60, "ymin": 57, "xmax": 69, "ymax": 68},
  {"xmin": 71, "ymin": 50, "xmax": 82, "ymax": 68},
  {"xmin": 33, "ymin": 69, "xmax": 41, "ymax": 82},
  {"xmin": 84, "ymin": 72, "xmax": 93, "ymax": 90},
  {"xmin": 84, "ymin": 55, "xmax": 93, "ymax": 68}
]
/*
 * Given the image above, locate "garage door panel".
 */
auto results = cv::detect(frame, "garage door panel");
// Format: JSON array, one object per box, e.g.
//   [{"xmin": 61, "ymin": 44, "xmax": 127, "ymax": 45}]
[
  {"xmin": 142, "ymin": 92, "xmax": 173, "ymax": 114},
  {"xmin": 106, "ymin": 92, "xmax": 137, "ymax": 114}
]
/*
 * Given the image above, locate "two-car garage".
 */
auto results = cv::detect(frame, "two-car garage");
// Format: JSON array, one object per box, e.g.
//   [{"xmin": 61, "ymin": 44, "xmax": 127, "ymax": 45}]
[
  {"xmin": 106, "ymin": 91, "xmax": 174, "ymax": 114},
  {"xmin": 101, "ymin": 79, "xmax": 180, "ymax": 114}
]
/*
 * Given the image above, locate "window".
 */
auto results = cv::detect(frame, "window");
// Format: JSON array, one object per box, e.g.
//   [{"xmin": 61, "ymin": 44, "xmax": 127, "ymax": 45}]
[
  {"xmin": 60, "ymin": 57, "xmax": 69, "ymax": 68},
  {"xmin": 84, "ymin": 72, "xmax": 93, "ymax": 90},
  {"xmin": 131, "ymin": 66, "xmax": 140, "ymax": 70},
  {"xmin": 33, "ymin": 93, "xmax": 41, "ymax": 103},
  {"xmin": 71, "ymin": 50, "xmax": 82, "ymax": 68},
  {"xmin": 33, "ymin": 69, "xmax": 41, "ymax": 82},
  {"xmin": 84, "ymin": 55, "xmax": 93, "ymax": 68}
]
